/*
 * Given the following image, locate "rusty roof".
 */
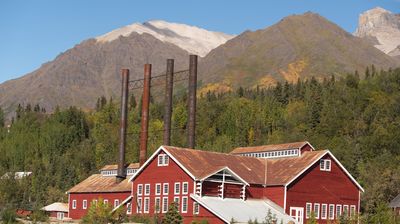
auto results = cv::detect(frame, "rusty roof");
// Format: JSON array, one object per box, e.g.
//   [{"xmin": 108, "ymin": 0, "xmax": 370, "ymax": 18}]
[
  {"xmin": 230, "ymin": 141, "xmax": 311, "ymax": 154},
  {"xmin": 100, "ymin": 163, "xmax": 140, "ymax": 171},
  {"xmin": 163, "ymin": 146, "xmax": 326, "ymax": 186},
  {"xmin": 67, "ymin": 174, "xmax": 131, "ymax": 193}
]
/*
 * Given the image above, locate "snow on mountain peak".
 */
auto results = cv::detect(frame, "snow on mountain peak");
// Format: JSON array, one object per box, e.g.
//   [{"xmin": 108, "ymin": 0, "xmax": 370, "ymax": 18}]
[{"xmin": 96, "ymin": 20, "xmax": 235, "ymax": 57}]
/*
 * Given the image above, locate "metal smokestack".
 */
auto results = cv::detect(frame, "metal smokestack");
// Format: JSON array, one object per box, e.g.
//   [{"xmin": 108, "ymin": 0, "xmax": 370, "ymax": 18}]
[
  {"xmin": 117, "ymin": 69, "xmax": 129, "ymax": 183},
  {"xmin": 163, "ymin": 59, "xmax": 174, "ymax": 146},
  {"xmin": 139, "ymin": 64, "xmax": 151, "ymax": 166},
  {"xmin": 187, "ymin": 55, "xmax": 198, "ymax": 149}
]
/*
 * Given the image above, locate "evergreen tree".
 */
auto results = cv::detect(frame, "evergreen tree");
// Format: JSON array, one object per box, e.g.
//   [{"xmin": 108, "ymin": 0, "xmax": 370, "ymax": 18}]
[
  {"xmin": 0, "ymin": 107, "xmax": 4, "ymax": 127},
  {"xmin": 163, "ymin": 202, "xmax": 182, "ymax": 224}
]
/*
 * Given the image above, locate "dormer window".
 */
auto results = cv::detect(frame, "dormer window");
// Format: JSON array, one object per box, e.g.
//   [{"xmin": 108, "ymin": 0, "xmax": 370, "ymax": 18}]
[
  {"xmin": 158, "ymin": 154, "xmax": 169, "ymax": 166},
  {"xmin": 320, "ymin": 159, "xmax": 331, "ymax": 171}
]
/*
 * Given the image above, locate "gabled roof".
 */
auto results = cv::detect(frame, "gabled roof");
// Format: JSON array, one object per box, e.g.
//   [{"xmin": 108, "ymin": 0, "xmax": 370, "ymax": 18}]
[
  {"xmin": 230, "ymin": 141, "xmax": 312, "ymax": 154},
  {"xmin": 100, "ymin": 163, "xmax": 140, "ymax": 171},
  {"xmin": 389, "ymin": 194, "xmax": 400, "ymax": 208},
  {"xmin": 41, "ymin": 202, "xmax": 69, "ymax": 213},
  {"xmin": 67, "ymin": 174, "xmax": 131, "ymax": 193}
]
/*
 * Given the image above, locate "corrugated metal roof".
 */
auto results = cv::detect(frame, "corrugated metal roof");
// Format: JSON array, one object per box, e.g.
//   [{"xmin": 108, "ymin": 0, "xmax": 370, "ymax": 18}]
[
  {"xmin": 230, "ymin": 141, "xmax": 309, "ymax": 154},
  {"xmin": 191, "ymin": 195, "xmax": 297, "ymax": 224},
  {"xmin": 164, "ymin": 146, "xmax": 327, "ymax": 186},
  {"xmin": 41, "ymin": 202, "xmax": 68, "ymax": 212},
  {"xmin": 389, "ymin": 194, "xmax": 400, "ymax": 208},
  {"xmin": 100, "ymin": 163, "xmax": 140, "ymax": 171},
  {"xmin": 67, "ymin": 174, "xmax": 131, "ymax": 193}
]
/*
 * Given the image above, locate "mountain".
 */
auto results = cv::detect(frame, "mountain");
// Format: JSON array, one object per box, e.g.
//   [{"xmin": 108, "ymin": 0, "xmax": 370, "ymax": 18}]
[
  {"xmin": 197, "ymin": 12, "xmax": 400, "ymax": 91},
  {"xmin": 354, "ymin": 7, "xmax": 400, "ymax": 56},
  {"xmin": 96, "ymin": 20, "xmax": 235, "ymax": 57}
]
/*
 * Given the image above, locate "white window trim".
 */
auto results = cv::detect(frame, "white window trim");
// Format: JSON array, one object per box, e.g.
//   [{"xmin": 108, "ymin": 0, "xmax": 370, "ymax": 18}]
[
  {"xmin": 145, "ymin": 184, "xmax": 150, "ymax": 196},
  {"xmin": 174, "ymin": 182, "xmax": 181, "ymax": 195},
  {"xmin": 92, "ymin": 199, "xmax": 98, "ymax": 207},
  {"xmin": 57, "ymin": 212, "xmax": 64, "ymax": 220},
  {"xmin": 155, "ymin": 197, "xmax": 161, "ymax": 213},
  {"xmin": 193, "ymin": 202, "xmax": 199, "ymax": 215},
  {"xmin": 104, "ymin": 199, "xmax": 108, "ymax": 205},
  {"xmin": 83, "ymin": 200, "xmax": 87, "ymax": 209},
  {"xmin": 163, "ymin": 183, "xmax": 169, "ymax": 195},
  {"xmin": 314, "ymin": 203, "xmax": 320, "ymax": 219},
  {"xmin": 72, "ymin": 200, "xmax": 77, "ymax": 209},
  {"xmin": 114, "ymin": 199, "xmax": 119, "ymax": 208},
  {"xmin": 181, "ymin": 196, "xmax": 188, "ymax": 213},
  {"xmin": 182, "ymin": 182, "xmax": 189, "ymax": 194},
  {"xmin": 137, "ymin": 197, "xmax": 142, "ymax": 213},
  {"xmin": 336, "ymin": 204, "xmax": 342, "ymax": 218},
  {"xmin": 320, "ymin": 159, "xmax": 332, "ymax": 171},
  {"xmin": 155, "ymin": 183, "xmax": 161, "ymax": 195},
  {"xmin": 162, "ymin": 197, "xmax": 168, "ymax": 213},
  {"xmin": 343, "ymin": 205, "xmax": 349, "ymax": 216},
  {"xmin": 306, "ymin": 202, "xmax": 312, "ymax": 218},
  {"xmin": 174, "ymin": 196, "xmax": 180, "ymax": 206},
  {"xmin": 126, "ymin": 203, "xmax": 132, "ymax": 214},
  {"xmin": 350, "ymin": 205, "xmax": 356, "ymax": 216},
  {"xmin": 137, "ymin": 184, "xmax": 143, "ymax": 196},
  {"xmin": 144, "ymin": 197, "xmax": 150, "ymax": 213},
  {"xmin": 329, "ymin": 204, "xmax": 335, "ymax": 220},
  {"xmin": 158, "ymin": 154, "xmax": 169, "ymax": 166},
  {"xmin": 321, "ymin": 204, "xmax": 327, "ymax": 219}
]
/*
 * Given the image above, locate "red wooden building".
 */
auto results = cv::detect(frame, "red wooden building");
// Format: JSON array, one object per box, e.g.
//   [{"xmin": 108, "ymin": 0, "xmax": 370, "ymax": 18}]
[
  {"xmin": 127, "ymin": 142, "xmax": 364, "ymax": 224},
  {"xmin": 66, "ymin": 163, "xmax": 139, "ymax": 220},
  {"xmin": 41, "ymin": 202, "xmax": 69, "ymax": 221}
]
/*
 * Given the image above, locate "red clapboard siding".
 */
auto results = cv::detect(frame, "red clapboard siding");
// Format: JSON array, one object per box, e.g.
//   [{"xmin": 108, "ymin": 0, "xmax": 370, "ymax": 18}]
[
  {"xmin": 264, "ymin": 186, "xmax": 285, "ymax": 208},
  {"xmin": 301, "ymin": 144, "xmax": 313, "ymax": 153},
  {"xmin": 286, "ymin": 154, "xmax": 360, "ymax": 224}
]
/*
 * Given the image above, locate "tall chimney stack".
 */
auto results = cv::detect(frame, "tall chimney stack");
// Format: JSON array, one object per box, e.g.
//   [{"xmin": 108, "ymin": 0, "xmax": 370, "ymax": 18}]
[
  {"xmin": 163, "ymin": 59, "xmax": 174, "ymax": 146},
  {"xmin": 139, "ymin": 64, "xmax": 151, "ymax": 166},
  {"xmin": 187, "ymin": 55, "xmax": 198, "ymax": 149},
  {"xmin": 117, "ymin": 69, "xmax": 129, "ymax": 183}
]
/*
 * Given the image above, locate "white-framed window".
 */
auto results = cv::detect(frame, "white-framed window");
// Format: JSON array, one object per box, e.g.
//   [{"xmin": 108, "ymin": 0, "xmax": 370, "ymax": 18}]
[
  {"xmin": 314, "ymin": 203, "xmax": 320, "ymax": 219},
  {"xmin": 144, "ymin": 197, "xmax": 150, "ymax": 213},
  {"xmin": 343, "ymin": 205, "xmax": 349, "ymax": 217},
  {"xmin": 83, "ymin": 200, "xmax": 87, "ymax": 209},
  {"xmin": 321, "ymin": 204, "xmax": 327, "ymax": 219},
  {"xmin": 350, "ymin": 205, "xmax": 356, "ymax": 217},
  {"xmin": 155, "ymin": 183, "xmax": 161, "ymax": 195},
  {"xmin": 114, "ymin": 199, "xmax": 119, "ymax": 208},
  {"xmin": 57, "ymin": 212, "xmax": 64, "ymax": 220},
  {"xmin": 72, "ymin": 200, "xmax": 77, "ymax": 209},
  {"xmin": 127, "ymin": 203, "xmax": 132, "ymax": 214},
  {"xmin": 320, "ymin": 159, "xmax": 331, "ymax": 171},
  {"xmin": 174, "ymin": 182, "xmax": 181, "ymax": 195},
  {"xmin": 155, "ymin": 197, "xmax": 161, "ymax": 213},
  {"xmin": 193, "ymin": 202, "xmax": 199, "ymax": 215},
  {"xmin": 137, "ymin": 197, "xmax": 142, "ymax": 213},
  {"xmin": 92, "ymin": 199, "xmax": 98, "ymax": 207},
  {"xmin": 162, "ymin": 197, "xmax": 168, "ymax": 213},
  {"xmin": 306, "ymin": 203, "xmax": 312, "ymax": 218},
  {"xmin": 336, "ymin": 205, "xmax": 342, "ymax": 218},
  {"xmin": 137, "ymin": 184, "xmax": 143, "ymax": 196},
  {"xmin": 163, "ymin": 183, "xmax": 169, "ymax": 195},
  {"xmin": 182, "ymin": 196, "xmax": 188, "ymax": 213},
  {"xmin": 158, "ymin": 154, "xmax": 169, "ymax": 166},
  {"xmin": 329, "ymin": 204, "xmax": 335, "ymax": 220},
  {"xmin": 104, "ymin": 199, "xmax": 108, "ymax": 206},
  {"xmin": 174, "ymin": 196, "xmax": 180, "ymax": 207},
  {"xmin": 145, "ymin": 184, "xmax": 150, "ymax": 195},
  {"xmin": 182, "ymin": 182, "xmax": 189, "ymax": 194}
]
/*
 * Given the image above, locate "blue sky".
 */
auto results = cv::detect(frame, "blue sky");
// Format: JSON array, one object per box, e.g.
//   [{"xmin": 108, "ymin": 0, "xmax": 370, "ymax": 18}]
[{"xmin": 0, "ymin": 0, "xmax": 398, "ymax": 84}]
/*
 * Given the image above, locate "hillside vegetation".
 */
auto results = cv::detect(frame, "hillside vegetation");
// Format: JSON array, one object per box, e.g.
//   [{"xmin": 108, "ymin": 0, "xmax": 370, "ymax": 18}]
[{"xmin": 0, "ymin": 67, "xmax": 399, "ymax": 223}]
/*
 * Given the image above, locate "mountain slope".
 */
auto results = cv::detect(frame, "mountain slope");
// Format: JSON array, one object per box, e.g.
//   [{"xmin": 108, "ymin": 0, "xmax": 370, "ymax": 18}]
[
  {"xmin": 354, "ymin": 7, "xmax": 400, "ymax": 56},
  {"xmin": 198, "ymin": 12, "xmax": 400, "ymax": 90},
  {"xmin": 96, "ymin": 20, "xmax": 235, "ymax": 57}
]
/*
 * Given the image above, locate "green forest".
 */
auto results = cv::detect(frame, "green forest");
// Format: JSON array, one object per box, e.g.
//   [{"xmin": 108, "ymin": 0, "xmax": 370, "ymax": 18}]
[{"xmin": 0, "ymin": 67, "xmax": 399, "ymax": 223}]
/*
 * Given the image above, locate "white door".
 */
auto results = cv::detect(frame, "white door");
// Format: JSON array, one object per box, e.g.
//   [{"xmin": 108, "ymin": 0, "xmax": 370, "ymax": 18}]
[{"xmin": 290, "ymin": 207, "xmax": 304, "ymax": 224}]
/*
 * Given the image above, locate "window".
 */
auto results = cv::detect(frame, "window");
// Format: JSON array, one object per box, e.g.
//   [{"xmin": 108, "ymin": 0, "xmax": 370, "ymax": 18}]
[
  {"xmin": 72, "ymin": 200, "xmax": 77, "ymax": 209},
  {"xmin": 182, "ymin": 196, "xmax": 188, "ymax": 213},
  {"xmin": 83, "ymin": 200, "xmax": 87, "ymax": 209},
  {"xmin": 350, "ymin": 205, "xmax": 356, "ymax": 217},
  {"xmin": 320, "ymin": 159, "xmax": 332, "ymax": 171},
  {"xmin": 343, "ymin": 205, "xmax": 349, "ymax": 217},
  {"xmin": 321, "ymin": 204, "xmax": 327, "ymax": 219},
  {"xmin": 127, "ymin": 203, "xmax": 132, "ymax": 214},
  {"xmin": 145, "ymin": 184, "xmax": 150, "ymax": 195},
  {"xmin": 137, "ymin": 184, "xmax": 143, "ymax": 196},
  {"xmin": 193, "ymin": 202, "xmax": 199, "ymax": 215},
  {"xmin": 92, "ymin": 199, "xmax": 98, "ymax": 207},
  {"xmin": 163, "ymin": 183, "xmax": 169, "ymax": 195},
  {"xmin": 114, "ymin": 199, "xmax": 119, "ymax": 208},
  {"xmin": 104, "ymin": 199, "xmax": 108, "ymax": 205},
  {"xmin": 314, "ymin": 203, "xmax": 320, "ymax": 219},
  {"xmin": 158, "ymin": 154, "xmax": 169, "ymax": 166},
  {"xmin": 57, "ymin": 212, "xmax": 64, "ymax": 220},
  {"xmin": 155, "ymin": 183, "xmax": 161, "ymax": 195},
  {"xmin": 174, "ymin": 182, "xmax": 181, "ymax": 195},
  {"xmin": 329, "ymin": 204, "xmax": 335, "ymax": 220},
  {"xmin": 137, "ymin": 198, "xmax": 142, "ymax": 213},
  {"xmin": 336, "ymin": 205, "xmax": 342, "ymax": 218},
  {"xmin": 144, "ymin": 198, "xmax": 150, "ymax": 213},
  {"xmin": 155, "ymin": 197, "xmax": 161, "ymax": 213},
  {"xmin": 306, "ymin": 203, "xmax": 312, "ymax": 218},
  {"xmin": 182, "ymin": 182, "xmax": 189, "ymax": 194},
  {"xmin": 174, "ymin": 196, "xmax": 180, "ymax": 207},
  {"xmin": 162, "ymin": 197, "xmax": 168, "ymax": 213}
]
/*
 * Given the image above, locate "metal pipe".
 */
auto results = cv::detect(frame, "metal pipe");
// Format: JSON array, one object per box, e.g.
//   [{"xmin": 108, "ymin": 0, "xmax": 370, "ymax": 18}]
[
  {"xmin": 117, "ymin": 69, "xmax": 129, "ymax": 183},
  {"xmin": 163, "ymin": 59, "xmax": 174, "ymax": 146},
  {"xmin": 139, "ymin": 64, "xmax": 151, "ymax": 166},
  {"xmin": 187, "ymin": 55, "xmax": 198, "ymax": 149}
]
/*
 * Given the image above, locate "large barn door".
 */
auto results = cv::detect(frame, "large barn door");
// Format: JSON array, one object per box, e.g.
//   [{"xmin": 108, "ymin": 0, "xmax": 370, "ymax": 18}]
[{"xmin": 290, "ymin": 207, "xmax": 304, "ymax": 224}]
